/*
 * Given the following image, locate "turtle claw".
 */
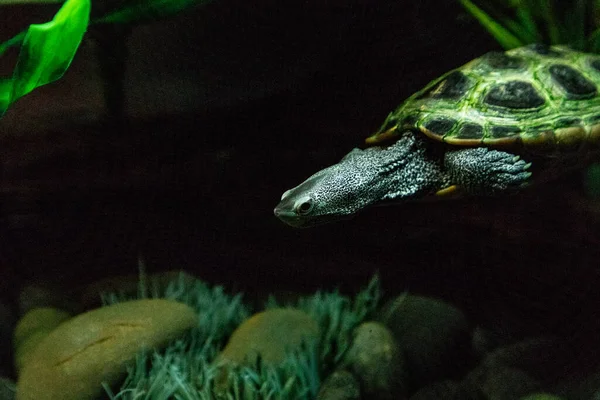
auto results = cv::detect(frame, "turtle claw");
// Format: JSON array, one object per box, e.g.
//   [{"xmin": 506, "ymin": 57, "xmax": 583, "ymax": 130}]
[
  {"xmin": 485, "ymin": 152, "xmax": 534, "ymax": 193},
  {"xmin": 445, "ymin": 147, "xmax": 533, "ymax": 195},
  {"xmin": 518, "ymin": 175, "xmax": 532, "ymax": 188}
]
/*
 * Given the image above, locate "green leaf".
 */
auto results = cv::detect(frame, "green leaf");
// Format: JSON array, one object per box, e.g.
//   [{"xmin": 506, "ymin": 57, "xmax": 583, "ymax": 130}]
[
  {"xmin": 514, "ymin": 6, "xmax": 541, "ymax": 42},
  {"xmin": 502, "ymin": 17, "xmax": 537, "ymax": 43},
  {"xmin": 459, "ymin": 0, "xmax": 525, "ymax": 49},
  {"xmin": 0, "ymin": 32, "xmax": 26, "ymax": 58},
  {"xmin": 537, "ymin": 0, "xmax": 560, "ymax": 44},
  {"xmin": 587, "ymin": 27, "xmax": 600, "ymax": 54},
  {"xmin": 564, "ymin": 0, "xmax": 587, "ymax": 50},
  {"xmin": 95, "ymin": 0, "xmax": 213, "ymax": 25},
  {"xmin": 0, "ymin": 79, "xmax": 12, "ymax": 113},
  {"xmin": 0, "ymin": 0, "xmax": 90, "ymax": 117}
]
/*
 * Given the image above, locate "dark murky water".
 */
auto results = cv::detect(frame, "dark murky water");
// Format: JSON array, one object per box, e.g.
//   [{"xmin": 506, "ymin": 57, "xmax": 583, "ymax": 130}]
[{"xmin": 2, "ymin": 0, "xmax": 600, "ymax": 397}]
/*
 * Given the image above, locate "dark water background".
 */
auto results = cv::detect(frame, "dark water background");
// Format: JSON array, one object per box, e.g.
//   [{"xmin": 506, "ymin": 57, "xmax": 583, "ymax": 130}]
[{"xmin": 1, "ymin": 0, "xmax": 599, "ymax": 369}]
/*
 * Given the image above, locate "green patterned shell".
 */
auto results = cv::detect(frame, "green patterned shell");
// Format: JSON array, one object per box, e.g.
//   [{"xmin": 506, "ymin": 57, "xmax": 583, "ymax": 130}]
[{"xmin": 367, "ymin": 44, "xmax": 600, "ymax": 151}]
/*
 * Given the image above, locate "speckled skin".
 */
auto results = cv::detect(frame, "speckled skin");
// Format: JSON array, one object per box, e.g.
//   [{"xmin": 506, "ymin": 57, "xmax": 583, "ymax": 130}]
[
  {"xmin": 274, "ymin": 44, "xmax": 600, "ymax": 227},
  {"xmin": 274, "ymin": 131, "xmax": 530, "ymax": 228}
]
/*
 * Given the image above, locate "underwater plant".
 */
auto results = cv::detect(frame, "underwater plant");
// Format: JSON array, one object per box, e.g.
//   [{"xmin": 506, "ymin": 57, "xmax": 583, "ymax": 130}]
[
  {"xmin": 0, "ymin": 0, "xmax": 89, "ymax": 118},
  {"xmin": 266, "ymin": 275, "xmax": 381, "ymax": 375},
  {"xmin": 459, "ymin": 0, "xmax": 600, "ymax": 52},
  {"xmin": 459, "ymin": 0, "xmax": 600, "ymax": 199},
  {"xmin": 100, "ymin": 272, "xmax": 381, "ymax": 399},
  {"xmin": 0, "ymin": 0, "xmax": 213, "ymax": 119}
]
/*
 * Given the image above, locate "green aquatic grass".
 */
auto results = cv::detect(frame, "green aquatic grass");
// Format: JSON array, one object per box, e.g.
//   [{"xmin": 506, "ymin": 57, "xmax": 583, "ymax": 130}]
[
  {"xmin": 459, "ymin": 0, "xmax": 600, "ymax": 52},
  {"xmin": 266, "ymin": 275, "xmax": 382, "ymax": 374},
  {"xmin": 94, "ymin": 0, "xmax": 214, "ymax": 25},
  {"xmin": 459, "ymin": 0, "xmax": 524, "ymax": 49},
  {"xmin": 101, "ymin": 272, "xmax": 381, "ymax": 399},
  {"xmin": 459, "ymin": 0, "xmax": 600, "ymax": 199}
]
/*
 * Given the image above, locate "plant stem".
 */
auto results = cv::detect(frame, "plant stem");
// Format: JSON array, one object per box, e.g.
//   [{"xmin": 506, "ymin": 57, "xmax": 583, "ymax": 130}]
[{"xmin": 0, "ymin": 32, "xmax": 25, "ymax": 57}]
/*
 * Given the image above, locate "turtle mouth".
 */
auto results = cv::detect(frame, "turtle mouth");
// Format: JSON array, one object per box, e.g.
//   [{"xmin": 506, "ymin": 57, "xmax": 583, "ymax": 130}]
[
  {"xmin": 274, "ymin": 206, "xmax": 354, "ymax": 228},
  {"xmin": 273, "ymin": 206, "xmax": 306, "ymax": 228}
]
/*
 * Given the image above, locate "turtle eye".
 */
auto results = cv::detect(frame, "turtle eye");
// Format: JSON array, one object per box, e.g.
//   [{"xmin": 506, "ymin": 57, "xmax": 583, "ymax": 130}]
[{"xmin": 296, "ymin": 199, "xmax": 314, "ymax": 215}]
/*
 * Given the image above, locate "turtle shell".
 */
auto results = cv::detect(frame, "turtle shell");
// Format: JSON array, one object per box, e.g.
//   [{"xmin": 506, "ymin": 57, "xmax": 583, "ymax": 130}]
[{"xmin": 366, "ymin": 44, "xmax": 600, "ymax": 152}]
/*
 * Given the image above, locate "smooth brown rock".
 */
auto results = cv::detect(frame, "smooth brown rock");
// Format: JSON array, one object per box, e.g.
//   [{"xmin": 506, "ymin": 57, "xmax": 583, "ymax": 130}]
[
  {"xmin": 16, "ymin": 299, "xmax": 198, "ymax": 400},
  {"xmin": 468, "ymin": 336, "xmax": 599, "ymax": 400},
  {"xmin": 553, "ymin": 368, "xmax": 600, "ymax": 400},
  {"xmin": 317, "ymin": 369, "xmax": 361, "ymax": 400},
  {"xmin": 218, "ymin": 308, "xmax": 319, "ymax": 365},
  {"xmin": 462, "ymin": 338, "xmax": 555, "ymax": 400},
  {"xmin": 343, "ymin": 321, "xmax": 406, "ymax": 400},
  {"xmin": 379, "ymin": 294, "xmax": 471, "ymax": 388},
  {"xmin": 480, "ymin": 367, "xmax": 541, "ymax": 400},
  {"xmin": 520, "ymin": 394, "xmax": 565, "ymax": 400},
  {"xmin": 13, "ymin": 307, "xmax": 71, "ymax": 373}
]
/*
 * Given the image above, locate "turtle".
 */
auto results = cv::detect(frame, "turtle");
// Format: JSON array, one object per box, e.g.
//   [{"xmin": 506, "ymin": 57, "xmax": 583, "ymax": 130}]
[{"xmin": 274, "ymin": 44, "xmax": 600, "ymax": 228}]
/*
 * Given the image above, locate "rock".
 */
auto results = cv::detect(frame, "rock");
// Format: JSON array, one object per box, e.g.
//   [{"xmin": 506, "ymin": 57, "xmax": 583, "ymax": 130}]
[
  {"xmin": 471, "ymin": 336, "xmax": 580, "ymax": 392},
  {"xmin": 16, "ymin": 299, "xmax": 198, "ymax": 400},
  {"xmin": 480, "ymin": 367, "xmax": 541, "ymax": 400},
  {"xmin": 218, "ymin": 308, "xmax": 319, "ymax": 366},
  {"xmin": 378, "ymin": 294, "xmax": 472, "ymax": 389},
  {"xmin": 552, "ymin": 367, "xmax": 600, "ymax": 400},
  {"xmin": 13, "ymin": 308, "xmax": 71, "ymax": 373},
  {"xmin": 462, "ymin": 338, "xmax": 563, "ymax": 400},
  {"xmin": 317, "ymin": 369, "xmax": 361, "ymax": 400},
  {"xmin": 471, "ymin": 326, "xmax": 506, "ymax": 357},
  {"xmin": 409, "ymin": 380, "xmax": 461, "ymax": 400},
  {"xmin": 342, "ymin": 321, "xmax": 406, "ymax": 400},
  {"xmin": 478, "ymin": 337, "xmax": 558, "ymax": 372},
  {"xmin": 520, "ymin": 394, "xmax": 565, "ymax": 400},
  {"xmin": 479, "ymin": 334, "xmax": 600, "ymax": 400},
  {"xmin": 0, "ymin": 377, "xmax": 15, "ymax": 400}
]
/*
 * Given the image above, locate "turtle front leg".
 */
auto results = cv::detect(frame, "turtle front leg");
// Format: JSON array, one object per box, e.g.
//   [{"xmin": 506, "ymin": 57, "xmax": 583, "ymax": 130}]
[{"xmin": 442, "ymin": 147, "xmax": 532, "ymax": 196}]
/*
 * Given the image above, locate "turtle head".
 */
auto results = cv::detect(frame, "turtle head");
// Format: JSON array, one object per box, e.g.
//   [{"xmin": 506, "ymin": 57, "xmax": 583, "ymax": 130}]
[
  {"xmin": 274, "ymin": 149, "xmax": 376, "ymax": 228},
  {"xmin": 274, "ymin": 149, "xmax": 379, "ymax": 228},
  {"xmin": 274, "ymin": 132, "xmax": 441, "ymax": 228}
]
